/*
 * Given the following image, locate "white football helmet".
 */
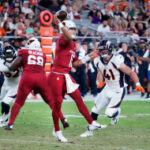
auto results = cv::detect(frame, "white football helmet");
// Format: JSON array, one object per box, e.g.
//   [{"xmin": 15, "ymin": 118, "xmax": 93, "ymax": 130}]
[
  {"xmin": 25, "ymin": 37, "xmax": 41, "ymax": 50},
  {"xmin": 63, "ymin": 20, "xmax": 76, "ymax": 29},
  {"xmin": 60, "ymin": 20, "xmax": 77, "ymax": 38}
]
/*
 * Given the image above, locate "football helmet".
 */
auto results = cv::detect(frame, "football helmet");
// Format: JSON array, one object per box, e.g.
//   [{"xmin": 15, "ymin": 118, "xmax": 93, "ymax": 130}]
[
  {"xmin": 60, "ymin": 20, "xmax": 77, "ymax": 38},
  {"xmin": 25, "ymin": 37, "xmax": 41, "ymax": 50},
  {"xmin": 63, "ymin": 20, "xmax": 76, "ymax": 29},
  {"xmin": 2, "ymin": 45, "xmax": 16, "ymax": 63},
  {"xmin": 97, "ymin": 40, "xmax": 113, "ymax": 58}
]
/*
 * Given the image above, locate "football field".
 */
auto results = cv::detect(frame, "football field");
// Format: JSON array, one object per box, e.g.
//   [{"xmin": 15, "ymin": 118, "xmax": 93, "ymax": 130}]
[{"xmin": 0, "ymin": 100, "xmax": 150, "ymax": 150}]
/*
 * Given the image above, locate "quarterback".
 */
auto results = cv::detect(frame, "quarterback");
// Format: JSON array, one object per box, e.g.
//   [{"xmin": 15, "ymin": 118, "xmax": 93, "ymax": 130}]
[{"xmin": 47, "ymin": 12, "xmax": 104, "ymax": 142}]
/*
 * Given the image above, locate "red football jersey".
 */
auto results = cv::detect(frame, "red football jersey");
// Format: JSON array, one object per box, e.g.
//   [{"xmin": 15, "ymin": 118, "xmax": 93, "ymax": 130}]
[
  {"xmin": 18, "ymin": 49, "xmax": 46, "ymax": 73},
  {"xmin": 52, "ymin": 35, "xmax": 78, "ymax": 74}
]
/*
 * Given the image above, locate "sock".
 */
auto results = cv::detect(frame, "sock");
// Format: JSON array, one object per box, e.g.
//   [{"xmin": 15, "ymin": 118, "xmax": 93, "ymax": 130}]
[
  {"xmin": 147, "ymin": 92, "xmax": 150, "ymax": 98},
  {"xmin": 9, "ymin": 103, "xmax": 21, "ymax": 125},
  {"xmin": 1, "ymin": 102, "xmax": 10, "ymax": 114},
  {"xmin": 91, "ymin": 112, "xmax": 98, "ymax": 121}
]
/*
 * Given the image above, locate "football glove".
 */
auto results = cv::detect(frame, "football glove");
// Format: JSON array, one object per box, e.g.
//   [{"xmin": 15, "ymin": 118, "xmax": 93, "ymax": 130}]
[
  {"xmin": 97, "ymin": 81, "xmax": 106, "ymax": 88},
  {"xmin": 135, "ymin": 85, "xmax": 145, "ymax": 93}
]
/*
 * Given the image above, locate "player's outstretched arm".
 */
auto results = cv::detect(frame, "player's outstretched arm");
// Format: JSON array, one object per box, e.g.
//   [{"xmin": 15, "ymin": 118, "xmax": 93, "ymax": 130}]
[
  {"xmin": 119, "ymin": 63, "xmax": 145, "ymax": 93},
  {"xmin": 8, "ymin": 56, "xmax": 22, "ymax": 71},
  {"xmin": 73, "ymin": 50, "xmax": 98, "ymax": 68},
  {"xmin": 54, "ymin": 13, "xmax": 72, "ymax": 42}
]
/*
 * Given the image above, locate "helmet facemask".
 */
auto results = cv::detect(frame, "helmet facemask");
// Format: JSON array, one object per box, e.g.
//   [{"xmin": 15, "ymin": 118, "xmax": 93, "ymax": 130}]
[
  {"xmin": 98, "ymin": 40, "xmax": 113, "ymax": 58},
  {"xmin": 4, "ymin": 49, "xmax": 16, "ymax": 63}
]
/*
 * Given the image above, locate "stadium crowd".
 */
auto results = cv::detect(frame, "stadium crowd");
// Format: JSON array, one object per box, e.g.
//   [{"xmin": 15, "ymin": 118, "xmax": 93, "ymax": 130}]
[{"xmin": 0, "ymin": 0, "xmax": 150, "ymax": 99}]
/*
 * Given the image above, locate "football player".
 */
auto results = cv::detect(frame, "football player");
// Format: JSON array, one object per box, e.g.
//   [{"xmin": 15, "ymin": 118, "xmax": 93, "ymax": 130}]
[
  {"xmin": 0, "ymin": 45, "xmax": 21, "ymax": 127},
  {"xmin": 80, "ymin": 40, "xmax": 145, "ymax": 137},
  {"xmin": 0, "ymin": 41, "xmax": 4, "ymax": 94},
  {"xmin": 0, "ymin": 37, "xmax": 68, "ymax": 130},
  {"xmin": 47, "ymin": 12, "xmax": 105, "ymax": 142}
]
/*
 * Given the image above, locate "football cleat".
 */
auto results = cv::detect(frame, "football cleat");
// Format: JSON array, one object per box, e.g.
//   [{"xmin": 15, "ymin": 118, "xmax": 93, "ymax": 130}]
[
  {"xmin": 52, "ymin": 130, "xmax": 68, "ymax": 142},
  {"xmin": 80, "ymin": 130, "xmax": 93, "ymax": 137},
  {"xmin": 0, "ymin": 119, "xmax": 8, "ymax": 127},
  {"xmin": 88, "ymin": 121, "xmax": 102, "ymax": 131},
  {"xmin": 0, "ymin": 113, "xmax": 9, "ymax": 127},
  {"xmin": 61, "ymin": 118, "xmax": 69, "ymax": 129},
  {"xmin": 5, "ymin": 124, "xmax": 13, "ymax": 130},
  {"xmin": 111, "ymin": 108, "xmax": 121, "ymax": 125}
]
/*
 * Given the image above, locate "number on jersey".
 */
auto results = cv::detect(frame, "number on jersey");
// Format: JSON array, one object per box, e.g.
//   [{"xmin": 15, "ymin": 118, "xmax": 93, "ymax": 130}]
[
  {"xmin": 28, "ymin": 55, "xmax": 44, "ymax": 66},
  {"xmin": 104, "ymin": 69, "xmax": 115, "ymax": 80}
]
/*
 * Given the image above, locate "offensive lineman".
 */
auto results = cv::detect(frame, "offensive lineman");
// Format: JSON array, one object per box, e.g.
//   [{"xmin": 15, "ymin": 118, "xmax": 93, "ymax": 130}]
[
  {"xmin": 0, "ymin": 45, "xmax": 21, "ymax": 127},
  {"xmin": 0, "ymin": 37, "xmax": 68, "ymax": 130},
  {"xmin": 81, "ymin": 40, "xmax": 145, "ymax": 137}
]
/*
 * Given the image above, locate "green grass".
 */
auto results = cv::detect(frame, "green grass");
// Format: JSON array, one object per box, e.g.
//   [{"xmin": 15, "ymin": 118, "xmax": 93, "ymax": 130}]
[{"xmin": 0, "ymin": 101, "xmax": 150, "ymax": 150}]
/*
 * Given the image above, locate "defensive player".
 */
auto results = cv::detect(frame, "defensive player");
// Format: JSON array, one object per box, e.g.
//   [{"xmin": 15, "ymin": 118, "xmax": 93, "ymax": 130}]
[
  {"xmin": 81, "ymin": 40, "xmax": 145, "ymax": 137},
  {"xmin": 0, "ymin": 45, "xmax": 20, "ymax": 127},
  {"xmin": 0, "ymin": 37, "xmax": 68, "ymax": 130},
  {"xmin": 47, "ymin": 13, "xmax": 104, "ymax": 142}
]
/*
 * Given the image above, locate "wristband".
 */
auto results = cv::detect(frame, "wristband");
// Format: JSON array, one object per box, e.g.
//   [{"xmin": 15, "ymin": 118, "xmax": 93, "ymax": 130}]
[
  {"xmin": 136, "ymin": 82, "xmax": 140, "ymax": 86},
  {"xmin": 58, "ymin": 22, "xmax": 64, "ymax": 29},
  {"xmin": 81, "ymin": 55, "xmax": 90, "ymax": 64}
]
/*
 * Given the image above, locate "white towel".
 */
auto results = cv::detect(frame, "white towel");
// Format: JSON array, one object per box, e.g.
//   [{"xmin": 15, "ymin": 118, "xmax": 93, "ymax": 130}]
[{"xmin": 64, "ymin": 74, "xmax": 79, "ymax": 94}]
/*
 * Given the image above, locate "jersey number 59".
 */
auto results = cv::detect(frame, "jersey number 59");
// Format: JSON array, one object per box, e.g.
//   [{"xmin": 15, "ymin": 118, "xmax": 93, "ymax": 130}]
[{"xmin": 28, "ymin": 55, "xmax": 44, "ymax": 66}]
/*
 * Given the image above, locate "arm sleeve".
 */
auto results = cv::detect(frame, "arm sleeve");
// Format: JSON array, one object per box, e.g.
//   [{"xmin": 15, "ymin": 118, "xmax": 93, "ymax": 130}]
[{"xmin": 113, "ymin": 54, "xmax": 124, "ymax": 69}]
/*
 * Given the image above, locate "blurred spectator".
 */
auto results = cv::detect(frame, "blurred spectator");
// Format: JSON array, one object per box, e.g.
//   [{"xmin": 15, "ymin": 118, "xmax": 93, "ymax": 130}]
[
  {"xmin": 119, "ymin": 42, "xmax": 134, "ymax": 94},
  {"xmin": 136, "ymin": 22, "xmax": 147, "ymax": 36},
  {"xmin": 97, "ymin": 20, "xmax": 110, "ymax": 37},
  {"xmin": 119, "ymin": 0, "xmax": 129, "ymax": 11},
  {"xmin": 137, "ymin": 39, "xmax": 148, "ymax": 97},
  {"xmin": 122, "ymin": 5, "xmax": 130, "ymax": 19},
  {"xmin": 3, "ymin": 21, "xmax": 13, "ymax": 36},
  {"xmin": 88, "ymin": 3, "xmax": 98, "ymax": 20},
  {"xmin": 127, "ymin": 28, "xmax": 140, "ymax": 43},
  {"xmin": 70, "ymin": 41, "xmax": 87, "ymax": 97},
  {"xmin": 113, "ymin": 5, "xmax": 122, "ymax": 21},
  {"xmin": 108, "ymin": 18, "xmax": 115, "ymax": 31},
  {"xmin": 48, "ymin": 0, "xmax": 60, "ymax": 14},
  {"xmin": 72, "ymin": 4, "xmax": 81, "ymax": 20},
  {"xmin": 115, "ymin": 19, "xmax": 124, "ymax": 31},
  {"xmin": 22, "ymin": 1, "xmax": 33, "ymax": 14},
  {"xmin": 128, "ymin": 20, "xmax": 138, "ymax": 33},
  {"xmin": 87, "ymin": 43, "xmax": 98, "ymax": 97},
  {"xmin": 65, "ymin": 3, "xmax": 74, "ymax": 20},
  {"xmin": 92, "ymin": 10, "xmax": 102, "ymax": 24},
  {"xmin": 78, "ymin": 26, "xmax": 91, "ymax": 44},
  {"xmin": 101, "ymin": 3, "xmax": 113, "ymax": 18}
]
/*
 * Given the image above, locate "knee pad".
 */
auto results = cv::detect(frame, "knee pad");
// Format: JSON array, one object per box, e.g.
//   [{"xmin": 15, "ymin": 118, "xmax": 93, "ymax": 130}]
[
  {"xmin": 91, "ymin": 105, "xmax": 100, "ymax": 114},
  {"xmin": 105, "ymin": 108, "xmax": 120, "ymax": 118}
]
